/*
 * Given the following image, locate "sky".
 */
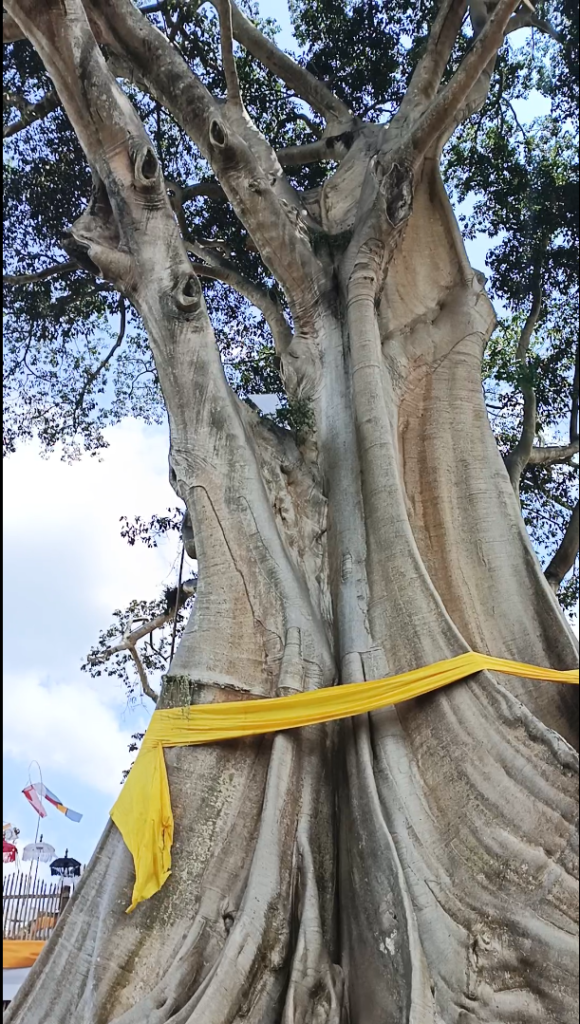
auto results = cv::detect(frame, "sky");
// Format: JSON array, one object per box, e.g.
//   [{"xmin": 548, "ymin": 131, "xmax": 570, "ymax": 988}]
[{"xmin": 2, "ymin": 2, "xmax": 573, "ymax": 882}]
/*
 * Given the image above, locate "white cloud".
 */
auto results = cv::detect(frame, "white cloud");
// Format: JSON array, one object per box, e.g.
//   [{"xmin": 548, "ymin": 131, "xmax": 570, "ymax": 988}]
[
  {"xmin": 3, "ymin": 421, "xmax": 174, "ymax": 822},
  {"xmin": 3, "ymin": 670, "xmax": 136, "ymax": 798}
]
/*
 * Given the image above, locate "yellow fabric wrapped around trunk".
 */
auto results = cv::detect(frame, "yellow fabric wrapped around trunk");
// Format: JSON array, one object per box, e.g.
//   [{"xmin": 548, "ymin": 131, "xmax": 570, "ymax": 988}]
[
  {"xmin": 110, "ymin": 651, "xmax": 578, "ymax": 913},
  {"xmin": 3, "ymin": 940, "xmax": 45, "ymax": 969}
]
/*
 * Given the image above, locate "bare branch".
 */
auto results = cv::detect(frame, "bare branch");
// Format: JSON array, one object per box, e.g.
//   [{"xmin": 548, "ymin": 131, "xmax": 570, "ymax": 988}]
[
  {"xmin": 87, "ymin": 581, "xmax": 197, "ymax": 662},
  {"xmin": 215, "ymin": 0, "xmax": 352, "ymax": 125},
  {"xmin": 3, "ymin": 88, "xmax": 59, "ymax": 137},
  {"xmin": 4, "ymin": 260, "xmax": 78, "ymax": 285},
  {"xmin": 185, "ymin": 242, "xmax": 293, "ymax": 353},
  {"xmin": 544, "ymin": 500, "xmax": 580, "ymax": 593},
  {"xmin": 527, "ymin": 441, "xmax": 580, "ymax": 466},
  {"xmin": 504, "ymin": 278, "xmax": 543, "ymax": 494},
  {"xmin": 140, "ymin": 2, "xmax": 167, "ymax": 13},
  {"xmin": 73, "ymin": 297, "xmax": 126, "ymax": 428},
  {"xmin": 128, "ymin": 644, "xmax": 159, "ymax": 703},
  {"xmin": 214, "ymin": 0, "xmax": 241, "ymax": 105}
]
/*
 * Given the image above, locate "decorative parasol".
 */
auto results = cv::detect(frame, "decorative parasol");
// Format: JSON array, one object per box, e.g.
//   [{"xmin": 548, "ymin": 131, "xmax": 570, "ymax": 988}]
[
  {"xmin": 22, "ymin": 839, "xmax": 56, "ymax": 863},
  {"xmin": 50, "ymin": 849, "xmax": 82, "ymax": 878},
  {"xmin": 3, "ymin": 838, "xmax": 18, "ymax": 863},
  {"xmin": 3, "ymin": 823, "xmax": 20, "ymax": 843}
]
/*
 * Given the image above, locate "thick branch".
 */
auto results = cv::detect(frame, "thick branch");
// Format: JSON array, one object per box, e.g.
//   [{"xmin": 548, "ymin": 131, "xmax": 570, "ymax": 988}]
[
  {"xmin": 3, "ymin": 260, "xmax": 78, "ymax": 285},
  {"xmin": 397, "ymin": 0, "xmax": 468, "ymax": 121},
  {"xmin": 410, "ymin": 0, "xmax": 521, "ymax": 158},
  {"xmin": 85, "ymin": 0, "xmax": 323, "ymax": 316},
  {"xmin": 544, "ymin": 501, "xmax": 580, "ymax": 593},
  {"xmin": 128, "ymin": 645, "xmax": 159, "ymax": 703},
  {"xmin": 527, "ymin": 441, "xmax": 580, "ymax": 466},
  {"xmin": 3, "ymin": 88, "xmax": 59, "ymax": 137},
  {"xmin": 217, "ymin": 0, "xmax": 352, "ymax": 125},
  {"xmin": 86, "ymin": 0, "xmax": 218, "ymax": 157},
  {"xmin": 504, "ymin": 279, "xmax": 543, "ymax": 494}
]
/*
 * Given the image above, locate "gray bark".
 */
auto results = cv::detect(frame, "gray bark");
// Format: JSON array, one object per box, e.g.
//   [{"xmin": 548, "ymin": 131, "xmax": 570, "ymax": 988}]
[{"xmin": 3, "ymin": 2, "xmax": 578, "ymax": 1022}]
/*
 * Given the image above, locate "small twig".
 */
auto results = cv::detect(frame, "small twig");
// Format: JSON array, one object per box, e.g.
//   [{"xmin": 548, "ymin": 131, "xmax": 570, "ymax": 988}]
[
  {"xmin": 73, "ymin": 296, "xmax": 126, "ymax": 428},
  {"xmin": 4, "ymin": 260, "xmax": 77, "ymax": 285},
  {"xmin": 169, "ymin": 544, "xmax": 186, "ymax": 666},
  {"xmin": 502, "ymin": 96, "xmax": 529, "ymax": 140}
]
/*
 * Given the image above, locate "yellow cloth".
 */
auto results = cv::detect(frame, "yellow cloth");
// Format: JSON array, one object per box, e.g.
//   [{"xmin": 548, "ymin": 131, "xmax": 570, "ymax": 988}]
[
  {"xmin": 3, "ymin": 940, "xmax": 45, "ymax": 969},
  {"xmin": 110, "ymin": 651, "xmax": 578, "ymax": 913}
]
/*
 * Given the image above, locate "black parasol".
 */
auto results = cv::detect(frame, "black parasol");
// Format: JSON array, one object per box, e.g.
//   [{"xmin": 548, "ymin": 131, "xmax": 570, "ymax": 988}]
[{"xmin": 50, "ymin": 849, "xmax": 81, "ymax": 877}]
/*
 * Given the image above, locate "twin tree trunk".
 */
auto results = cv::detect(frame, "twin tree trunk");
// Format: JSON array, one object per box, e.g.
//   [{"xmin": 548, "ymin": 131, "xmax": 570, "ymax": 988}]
[{"xmin": 5, "ymin": 2, "xmax": 578, "ymax": 1022}]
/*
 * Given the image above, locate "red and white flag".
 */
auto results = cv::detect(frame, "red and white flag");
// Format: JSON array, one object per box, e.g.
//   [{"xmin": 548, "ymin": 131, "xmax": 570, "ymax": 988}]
[{"xmin": 22, "ymin": 783, "xmax": 47, "ymax": 818}]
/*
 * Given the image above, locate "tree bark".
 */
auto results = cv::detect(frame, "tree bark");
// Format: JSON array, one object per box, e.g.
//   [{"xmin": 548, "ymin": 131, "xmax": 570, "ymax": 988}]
[{"xmin": 4, "ymin": 2, "xmax": 578, "ymax": 1022}]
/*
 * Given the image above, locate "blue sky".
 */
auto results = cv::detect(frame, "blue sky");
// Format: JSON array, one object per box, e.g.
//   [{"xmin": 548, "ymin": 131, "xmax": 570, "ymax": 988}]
[{"xmin": 1, "ymin": 2, "xmax": 566, "ymax": 881}]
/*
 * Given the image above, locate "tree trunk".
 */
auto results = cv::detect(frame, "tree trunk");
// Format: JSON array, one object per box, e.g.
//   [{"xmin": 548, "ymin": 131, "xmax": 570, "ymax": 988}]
[{"xmin": 4, "ymin": 2, "xmax": 578, "ymax": 1022}]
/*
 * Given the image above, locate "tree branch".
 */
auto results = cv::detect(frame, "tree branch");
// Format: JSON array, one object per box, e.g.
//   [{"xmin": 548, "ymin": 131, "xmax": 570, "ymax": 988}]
[
  {"xmin": 85, "ymin": 0, "xmax": 219, "ymax": 158},
  {"xmin": 544, "ymin": 500, "xmax": 580, "ymax": 593},
  {"xmin": 3, "ymin": 260, "xmax": 78, "ymax": 285},
  {"xmin": 505, "ymin": 9, "xmax": 562, "ymax": 42},
  {"xmin": 571, "ymin": 339, "xmax": 579, "ymax": 444},
  {"xmin": 180, "ymin": 179, "xmax": 226, "ymax": 202},
  {"xmin": 184, "ymin": 242, "xmax": 293, "ymax": 353},
  {"xmin": 214, "ymin": 0, "xmax": 352, "ymax": 125},
  {"xmin": 2, "ymin": 13, "xmax": 22, "ymax": 42},
  {"xmin": 276, "ymin": 129, "xmax": 356, "ymax": 167},
  {"xmin": 128, "ymin": 644, "xmax": 159, "ymax": 703},
  {"xmin": 87, "ymin": 580, "xmax": 197, "ymax": 663},
  {"xmin": 397, "ymin": 0, "xmax": 468, "ymax": 122},
  {"xmin": 410, "ymin": 0, "xmax": 521, "ymax": 158},
  {"xmin": 73, "ymin": 296, "xmax": 126, "ymax": 428},
  {"xmin": 214, "ymin": 0, "xmax": 241, "ymax": 105},
  {"xmin": 527, "ymin": 441, "xmax": 580, "ymax": 466},
  {"xmin": 504, "ymin": 277, "xmax": 543, "ymax": 494},
  {"xmin": 3, "ymin": 88, "xmax": 59, "ymax": 137}
]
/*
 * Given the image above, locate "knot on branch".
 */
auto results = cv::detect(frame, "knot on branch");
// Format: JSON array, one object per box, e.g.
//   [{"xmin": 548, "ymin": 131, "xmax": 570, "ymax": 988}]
[
  {"xmin": 381, "ymin": 161, "xmax": 414, "ymax": 227},
  {"xmin": 133, "ymin": 144, "xmax": 160, "ymax": 189},
  {"xmin": 209, "ymin": 118, "xmax": 228, "ymax": 149},
  {"xmin": 173, "ymin": 272, "xmax": 202, "ymax": 314}
]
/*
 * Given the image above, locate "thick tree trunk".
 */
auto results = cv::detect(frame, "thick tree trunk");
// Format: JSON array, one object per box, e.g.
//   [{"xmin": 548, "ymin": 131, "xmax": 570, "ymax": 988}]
[
  {"xmin": 4, "ymin": 2, "xmax": 578, "ymax": 1021},
  {"xmin": 7, "ymin": 161, "xmax": 578, "ymax": 1024}
]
